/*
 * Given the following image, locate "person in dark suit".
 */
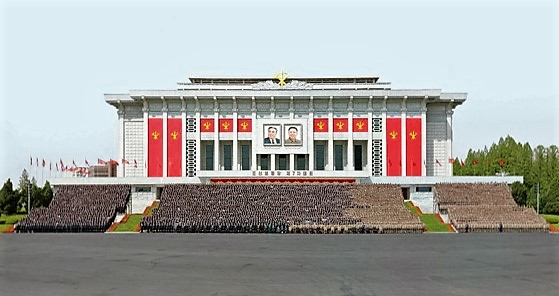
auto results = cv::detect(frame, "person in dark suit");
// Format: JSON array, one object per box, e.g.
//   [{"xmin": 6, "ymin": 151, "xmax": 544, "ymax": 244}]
[{"xmin": 264, "ymin": 126, "xmax": 280, "ymax": 144}]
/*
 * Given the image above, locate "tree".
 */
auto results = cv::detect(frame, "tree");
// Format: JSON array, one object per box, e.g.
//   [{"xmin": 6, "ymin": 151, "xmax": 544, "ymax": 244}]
[
  {"xmin": 0, "ymin": 179, "xmax": 19, "ymax": 215},
  {"xmin": 17, "ymin": 169, "xmax": 31, "ymax": 211}
]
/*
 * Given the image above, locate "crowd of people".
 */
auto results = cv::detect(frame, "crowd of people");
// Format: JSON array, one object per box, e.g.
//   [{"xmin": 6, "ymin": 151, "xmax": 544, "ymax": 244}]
[
  {"xmin": 435, "ymin": 183, "xmax": 548, "ymax": 232},
  {"xmin": 140, "ymin": 183, "xmax": 423, "ymax": 234},
  {"xmin": 16, "ymin": 185, "xmax": 130, "ymax": 233}
]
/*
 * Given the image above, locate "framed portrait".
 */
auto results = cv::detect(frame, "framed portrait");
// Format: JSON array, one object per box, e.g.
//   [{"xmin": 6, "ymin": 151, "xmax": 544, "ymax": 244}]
[
  {"xmin": 284, "ymin": 124, "xmax": 303, "ymax": 146},
  {"xmin": 263, "ymin": 125, "xmax": 281, "ymax": 145}
]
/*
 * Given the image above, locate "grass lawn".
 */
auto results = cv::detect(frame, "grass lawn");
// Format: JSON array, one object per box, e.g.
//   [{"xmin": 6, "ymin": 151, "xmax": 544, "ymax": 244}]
[
  {"xmin": 0, "ymin": 214, "xmax": 26, "ymax": 232},
  {"xmin": 114, "ymin": 214, "xmax": 143, "ymax": 232},
  {"xmin": 542, "ymin": 214, "xmax": 559, "ymax": 227},
  {"xmin": 404, "ymin": 202, "xmax": 451, "ymax": 232}
]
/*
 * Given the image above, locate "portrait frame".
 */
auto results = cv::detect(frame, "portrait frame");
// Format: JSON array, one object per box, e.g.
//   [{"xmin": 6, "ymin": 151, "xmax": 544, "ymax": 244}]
[
  {"xmin": 263, "ymin": 124, "xmax": 282, "ymax": 146},
  {"xmin": 284, "ymin": 124, "xmax": 303, "ymax": 146}
]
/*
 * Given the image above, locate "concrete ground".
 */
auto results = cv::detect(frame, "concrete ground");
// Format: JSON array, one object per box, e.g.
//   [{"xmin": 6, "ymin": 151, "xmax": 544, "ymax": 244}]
[{"xmin": 0, "ymin": 233, "xmax": 557, "ymax": 296}]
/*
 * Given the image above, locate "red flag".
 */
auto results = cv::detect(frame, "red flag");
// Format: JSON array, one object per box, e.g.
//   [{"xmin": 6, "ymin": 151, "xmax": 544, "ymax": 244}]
[
  {"xmin": 200, "ymin": 118, "xmax": 214, "ymax": 132},
  {"xmin": 352, "ymin": 118, "xmax": 368, "ymax": 132},
  {"xmin": 148, "ymin": 118, "xmax": 163, "ymax": 176},
  {"xmin": 218, "ymin": 119, "xmax": 233, "ymax": 133},
  {"xmin": 473, "ymin": 160, "xmax": 479, "ymax": 165},
  {"xmin": 449, "ymin": 158, "xmax": 455, "ymax": 164},
  {"xmin": 122, "ymin": 159, "xmax": 130, "ymax": 164},
  {"xmin": 134, "ymin": 159, "xmax": 138, "ymax": 168},
  {"xmin": 499, "ymin": 159, "xmax": 505, "ymax": 166},
  {"xmin": 333, "ymin": 118, "xmax": 349, "ymax": 132},
  {"xmin": 167, "ymin": 118, "xmax": 182, "ymax": 177},
  {"xmin": 386, "ymin": 117, "xmax": 402, "ymax": 176},
  {"xmin": 110, "ymin": 159, "xmax": 119, "ymax": 166},
  {"xmin": 313, "ymin": 118, "xmax": 328, "ymax": 132},
  {"xmin": 406, "ymin": 117, "xmax": 422, "ymax": 176},
  {"xmin": 237, "ymin": 118, "xmax": 252, "ymax": 132},
  {"xmin": 85, "ymin": 159, "xmax": 90, "ymax": 166}
]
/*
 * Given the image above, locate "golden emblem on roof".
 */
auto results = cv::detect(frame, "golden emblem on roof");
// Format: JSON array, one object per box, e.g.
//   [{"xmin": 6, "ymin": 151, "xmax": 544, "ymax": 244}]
[{"xmin": 274, "ymin": 70, "xmax": 288, "ymax": 86}]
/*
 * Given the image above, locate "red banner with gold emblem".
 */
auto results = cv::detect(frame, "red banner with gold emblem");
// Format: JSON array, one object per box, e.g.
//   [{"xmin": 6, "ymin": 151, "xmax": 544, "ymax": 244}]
[
  {"xmin": 148, "ymin": 118, "xmax": 163, "ymax": 177},
  {"xmin": 333, "ymin": 118, "xmax": 348, "ymax": 132},
  {"xmin": 237, "ymin": 118, "xmax": 252, "ymax": 133},
  {"xmin": 200, "ymin": 118, "xmax": 214, "ymax": 132},
  {"xmin": 352, "ymin": 118, "xmax": 368, "ymax": 132},
  {"xmin": 219, "ymin": 119, "xmax": 233, "ymax": 133},
  {"xmin": 167, "ymin": 118, "xmax": 182, "ymax": 177},
  {"xmin": 313, "ymin": 118, "xmax": 328, "ymax": 132},
  {"xmin": 386, "ymin": 117, "xmax": 402, "ymax": 176},
  {"xmin": 406, "ymin": 117, "xmax": 422, "ymax": 176}
]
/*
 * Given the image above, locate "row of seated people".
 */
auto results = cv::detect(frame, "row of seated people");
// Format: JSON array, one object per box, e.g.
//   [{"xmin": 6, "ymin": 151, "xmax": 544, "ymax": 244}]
[
  {"xmin": 435, "ymin": 183, "xmax": 547, "ymax": 232},
  {"xmin": 16, "ymin": 185, "xmax": 130, "ymax": 233},
  {"xmin": 141, "ymin": 183, "xmax": 423, "ymax": 233}
]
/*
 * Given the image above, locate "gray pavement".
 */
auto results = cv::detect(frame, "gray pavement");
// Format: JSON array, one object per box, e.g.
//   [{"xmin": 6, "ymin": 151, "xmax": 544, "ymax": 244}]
[{"xmin": 1, "ymin": 233, "xmax": 558, "ymax": 296}]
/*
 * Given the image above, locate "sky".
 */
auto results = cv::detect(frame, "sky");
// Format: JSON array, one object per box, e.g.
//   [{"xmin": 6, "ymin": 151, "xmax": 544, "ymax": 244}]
[{"xmin": 1, "ymin": 0, "xmax": 557, "ymax": 184}]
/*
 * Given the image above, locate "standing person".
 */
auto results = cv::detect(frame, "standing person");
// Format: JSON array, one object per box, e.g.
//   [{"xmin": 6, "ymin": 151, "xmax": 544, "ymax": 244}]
[
  {"xmin": 284, "ymin": 126, "xmax": 302, "ymax": 145},
  {"xmin": 264, "ymin": 126, "xmax": 280, "ymax": 145}
]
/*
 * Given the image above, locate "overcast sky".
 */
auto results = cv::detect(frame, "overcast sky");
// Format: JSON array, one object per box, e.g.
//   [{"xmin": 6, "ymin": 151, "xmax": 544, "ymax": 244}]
[{"xmin": 1, "ymin": 0, "xmax": 557, "ymax": 184}]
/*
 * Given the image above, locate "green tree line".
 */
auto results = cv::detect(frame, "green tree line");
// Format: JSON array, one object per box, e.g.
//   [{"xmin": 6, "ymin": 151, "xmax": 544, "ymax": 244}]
[
  {"xmin": 0, "ymin": 169, "xmax": 53, "ymax": 215},
  {"xmin": 453, "ymin": 135, "xmax": 559, "ymax": 214}
]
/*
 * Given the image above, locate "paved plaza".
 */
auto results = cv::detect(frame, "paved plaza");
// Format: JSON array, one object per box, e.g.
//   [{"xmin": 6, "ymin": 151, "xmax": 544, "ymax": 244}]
[{"xmin": 1, "ymin": 233, "xmax": 557, "ymax": 296}]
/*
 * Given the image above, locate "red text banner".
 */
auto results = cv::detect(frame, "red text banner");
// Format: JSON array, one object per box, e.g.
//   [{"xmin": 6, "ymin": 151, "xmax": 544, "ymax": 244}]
[
  {"xmin": 148, "ymin": 118, "xmax": 163, "ymax": 177},
  {"xmin": 386, "ymin": 117, "xmax": 402, "ymax": 176},
  {"xmin": 406, "ymin": 117, "xmax": 422, "ymax": 176},
  {"xmin": 167, "ymin": 118, "xmax": 182, "ymax": 177}
]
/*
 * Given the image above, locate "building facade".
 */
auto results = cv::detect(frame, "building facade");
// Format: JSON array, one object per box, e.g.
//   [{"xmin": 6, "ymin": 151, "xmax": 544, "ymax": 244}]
[{"xmin": 105, "ymin": 74, "xmax": 466, "ymax": 180}]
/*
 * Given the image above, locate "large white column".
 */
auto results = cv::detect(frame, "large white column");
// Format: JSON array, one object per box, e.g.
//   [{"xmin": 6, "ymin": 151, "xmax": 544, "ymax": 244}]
[
  {"xmin": 401, "ymin": 96, "xmax": 407, "ymax": 176},
  {"xmin": 251, "ymin": 97, "xmax": 257, "ymax": 171},
  {"xmin": 181, "ymin": 97, "xmax": 187, "ymax": 177},
  {"xmin": 117, "ymin": 102, "xmax": 124, "ymax": 177},
  {"xmin": 347, "ymin": 96, "xmax": 354, "ymax": 171},
  {"xmin": 446, "ymin": 104, "xmax": 454, "ymax": 176},
  {"xmin": 381, "ymin": 96, "xmax": 387, "ymax": 176},
  {"xmin": 421, "ymin": 97, "xmax": 427, "ymax": 176},
  {"xmin": 232, "ymin": 97, "xmax": 238, "ymax": 170},
  {"xmin": 142, "ymin": 97, "xmax": 149, "ymax": 177},
  {"xmin": 327, "ymin": 96, "xmax": 334, "ymax": 171},
  {"xmin": 162, "ymin": 97, "xmax": 168, "ymax": 177},
  {"xmin": 308, "ymin": 96, "xmax": 314, "ymax": 171},
  {"xmin": 213, "ymin": 96, "xmax": 219, "ymax": 171},
  {"xmin": 367, "ymin": 96, "xmax": 373, "ymax": 175},
  {"xmin": 195, "ymin": 97, "xmax": 201, "ymax": 172}
]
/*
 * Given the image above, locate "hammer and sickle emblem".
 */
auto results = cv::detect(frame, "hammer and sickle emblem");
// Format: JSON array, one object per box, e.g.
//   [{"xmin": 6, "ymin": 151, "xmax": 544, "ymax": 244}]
[
  {"xmin": 409, "ymin": 131, "xmax": 417, "ymax": 140},
  {"xmin": 336, "ymin": 122, "xmax": 345, "ymax": 130},
  {"xmin": 152, "ymin": 130, "xmax": 160, "ymax": 140},
  {"xmin": 203, "ymin": 122, "xmax": 212, "ymax": 130},
  {"xmin": 222, "ymin": 121, "xmax": 230, "ymax": 130},
  {"xmin": 171, "ymin": 131, "xmax": 179, "ymax": 140},
  {"xmin": 240, "ymin": 121, "xmax": 249, "ymax": 130},
  {"xmin": 274, "ymin": 71, "xmax": 289, "ymax": 86},
  {"xmin": 356, "ymin": 121, "xmax": 365, "ymax": 130},
  {"xmin": 316, "ymin": 121, "xmax": 325, "ymax": 130},
  {"xmin": 389, "ymin": 131, "xmax": 398, "ymax": 140}
]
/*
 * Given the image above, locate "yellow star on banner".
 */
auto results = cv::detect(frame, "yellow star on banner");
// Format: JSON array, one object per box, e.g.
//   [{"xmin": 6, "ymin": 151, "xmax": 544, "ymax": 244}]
[
  {"xmin": 203, "ymin": 122, "xmax": 212, "ymax": 130},
  {"xmin": 336, "ymin": 122, "xmax": 345, "ymax": 130},
  {"xmin": 409, "ymin": 131, "xmax": 417, "ymax": 140},
  {"xmin": 171, "ymin": 131, "xmax": 178, "ymax": 140},
  {"xmin": 389, "ymin": 131, "xmax": 398, "ymax": 140},
  {"xmin": 152, "ymin": 131, "xmax": 160, "ymax": 140}
]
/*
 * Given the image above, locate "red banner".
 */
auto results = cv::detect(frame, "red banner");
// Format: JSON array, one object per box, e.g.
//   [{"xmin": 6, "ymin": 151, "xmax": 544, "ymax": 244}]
[
  {"xmin": 386, "ymin": 117, "xmax": 402, "ymax": 176},
  {"xmin": 148, "ymin": 118, "xmax": 163, "ymax": 177},
  {"xmin": 219, "ymin": 119, "xmax": 233, "ymax": 133},
  {"xmin": 333, "ymin": 118, "xmax": 348, "ymax": 132},
  {"xmin": 237, "ymin": 118, "xmax": 252, "ymax": 132},
  {"xmin": 167, "ymin": 118, "xmax": 182, "ymax": 177},
  {"xmin": 406, "ymin": 117, "xmax": 422, "ymax": 176},
  {"xmin": 352, "ymin": 118, "xmax": 368, "ymax": 132},
  {"xmin": 313, "ymin": 118, "xmax": 328, "ymax": 132},
  {"xmin": 200, "ymin": 118, "xmax": 214, "ymax": 132}
]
